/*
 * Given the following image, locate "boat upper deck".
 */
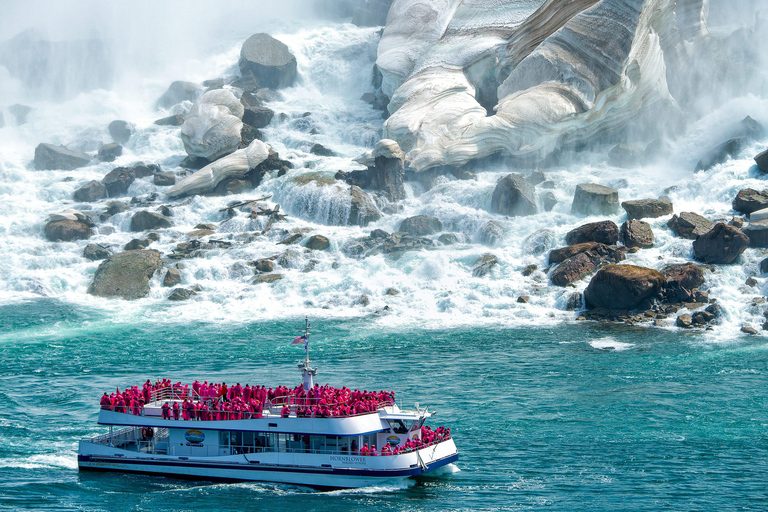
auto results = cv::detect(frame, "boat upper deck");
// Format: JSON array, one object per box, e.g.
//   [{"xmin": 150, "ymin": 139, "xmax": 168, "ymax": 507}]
[{"xmin": 100, "ymin": 379, "xmax": 399, "ymax": 423}]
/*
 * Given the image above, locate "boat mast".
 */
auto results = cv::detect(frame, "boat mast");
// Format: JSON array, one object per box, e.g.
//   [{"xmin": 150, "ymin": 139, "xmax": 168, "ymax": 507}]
[{"xmin": 297, "ymin": 316, "xmax": 317, "ymax": 391}]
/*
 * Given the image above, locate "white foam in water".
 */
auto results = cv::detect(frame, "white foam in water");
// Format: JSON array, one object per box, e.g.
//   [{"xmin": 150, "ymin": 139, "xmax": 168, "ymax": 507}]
[
  {"xmin": 0, "ymin": 3, "xmax": 767, "ymax": 337},
  {"xmin": 589, "ymin": 337, "xmax": 635, "ymax": 352},
  {"xmin": 0, "ymin": 453, "xmax": 78, "ymax": 470}
]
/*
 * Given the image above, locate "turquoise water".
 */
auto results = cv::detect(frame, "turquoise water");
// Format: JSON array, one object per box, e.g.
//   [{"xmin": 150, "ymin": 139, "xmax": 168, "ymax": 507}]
[{"xmin": 2, "ymin": 299, "xmax": 768, "ymax": 511}]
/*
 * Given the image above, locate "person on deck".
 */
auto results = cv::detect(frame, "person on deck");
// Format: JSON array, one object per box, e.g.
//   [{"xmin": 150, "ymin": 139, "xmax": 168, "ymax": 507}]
[
  {"xmin": 161, "ymin": 402, "xmax": 171, "ymax": 420},
  {"xmin": 281, "ymin": 405, "xmax": 291, "ymax": 418}
]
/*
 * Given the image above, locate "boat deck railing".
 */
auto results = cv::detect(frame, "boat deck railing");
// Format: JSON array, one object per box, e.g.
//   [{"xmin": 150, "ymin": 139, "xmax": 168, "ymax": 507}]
[{"xmin": 107, "ymin": 397, "xmax": 398, "ymax": 421}]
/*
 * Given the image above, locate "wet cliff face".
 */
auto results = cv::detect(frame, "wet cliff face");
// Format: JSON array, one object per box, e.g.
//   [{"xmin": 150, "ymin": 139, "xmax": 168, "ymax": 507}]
[{"xmin": 376, "ymin": 0, "xmax": 765, "ymax": 172}]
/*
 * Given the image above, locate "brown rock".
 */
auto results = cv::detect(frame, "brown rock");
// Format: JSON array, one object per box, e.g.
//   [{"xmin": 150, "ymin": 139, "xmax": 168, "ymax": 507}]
[
  {"xmin": 621, "ymin": 199, "xmax": 673, "ymax": 220},
  {"xmin": 733, "ymin": 189, "xmax": 768, "ymax": 215},
  {"xmin": 692, "ymin": 223, "xmax": 749, "ymax": 264},
  {"xmin": 619, "ymin": 219, "xmax": 654, "ymax": 248},
  {"xmin": 566, "ymin": 221, "xmax": 619, "ymax": 246},
  {"xmin": 584, "ymin": 264, "xmax": 666, "ymax": 310},
  {"xmin": 676, "ymin": 313, "xmax": 693, "ymax": 328},
  {"xmin": 87, "ymin": 250, "xmax": 162, "ymax": 299},
  {"xmin": 306, "ymin": 234, "xmax": 331, "ymax": 251},
  {"xmin": 550, "ymin": 252, "xmax": 598, "ymax": 287},
  {"xmin": 571, "ymin": 183, "xmax": 619, "ymax": 216},
  {"xmin": 44, "ymin": 220, "xmax": 91, "ymax": 241},
  {"xmin": 163, "ymin": 268, "xmax": 182, "ymax": 287},
  {"xmin": 667, "ymin": 212, "xmax": 714, "ymax": 239}
]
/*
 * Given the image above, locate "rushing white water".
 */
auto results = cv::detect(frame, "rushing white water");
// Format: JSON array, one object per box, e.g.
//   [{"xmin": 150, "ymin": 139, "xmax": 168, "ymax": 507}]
[{"xmin": 1, "ymin": 2, "xmax": 767, "ymax": 336}]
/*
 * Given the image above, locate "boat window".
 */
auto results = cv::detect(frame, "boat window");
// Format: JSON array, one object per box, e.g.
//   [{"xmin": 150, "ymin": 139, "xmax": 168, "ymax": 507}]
[
  {"xmin": 388, "ymin": 420, "xmax": 408, "ymax": 434},
  {"xmin": 219, "ymin": 431, "xmax": 229, "ymax": 447}
]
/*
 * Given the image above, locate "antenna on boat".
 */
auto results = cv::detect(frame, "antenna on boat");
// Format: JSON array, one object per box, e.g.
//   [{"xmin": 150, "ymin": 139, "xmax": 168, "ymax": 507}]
[{"xmin": 297, "ymin": 316, "xmax": 317, "ymax": 391}]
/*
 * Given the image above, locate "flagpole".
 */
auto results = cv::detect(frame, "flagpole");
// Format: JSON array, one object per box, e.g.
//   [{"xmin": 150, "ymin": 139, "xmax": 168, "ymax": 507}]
[{"xmin": 297, "ymin": 316, "xmax": 316, "ymax": 391}]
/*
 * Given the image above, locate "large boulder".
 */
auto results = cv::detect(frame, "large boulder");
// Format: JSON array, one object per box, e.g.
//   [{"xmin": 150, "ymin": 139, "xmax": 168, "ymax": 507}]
[
  {"xmin": 490, "ymin": 173, "xmax": 537, "ymax": 216},
  {"xmin": 549, "ymin": 242, "xmax": 625, "ymax": 265},
  {"xmin": 34, "ymin": 143, "xmax": 90, "ymax": 170},
  {"xmin": 692, "ymin": 223, "xmax": 749, "ymax": 264},
  {"xmin": 549, "ymin": 243, "xmax": 626, "ymax": 286},
  {"xmin": 74, "ymin": 180, "xmax": 107, "ymax": 202},
  {"xmin": 167, "ymin": 139, "xmax": 270, "ymax": 198},
  {"xmin": 108, "ymin": 120, "xmax": 133, "ymax": 145},
  {"xmin": 663, "ymin": 262, "xmax": 704, "ymax": 302},
  {"xmin": 306, "ymin": 235, "xmax": 330, "ymax": 251},
  {"xmin": 743, "ymin": 221, "xmax": 768, "ymax": 248},
  {"xmin": 755, "ymin": 149, "xmax": 768, "ymax": 173},
  {"xmin": 399, "ymin": 215, "xmax": 442, "ymax": 236},
  {"xmin": 695, "ymin": 138, "xmax": 747, "ymax": 172},
  {"xmin": 238, "ymin": 34, "xmax": 298, "ymax": 90},
  {"xmin": 695, "ymin": 116, "xmax": 764, "ymax": 171},
  {"xmin": 181, "ymin": 89, "xmax": 244, "ymax": 161},
  {"xmin": 87, "ymin": 250, "xmax": 162, "ymax": 300},
  {"xmin": 102, "ymin": 166, "xmax": 136, "ymax": 197},
  {"xmin": 565, "ymin": 221, "xmax": 619, "ymax": 246},
  {"xmin": 348, "ymin": 186, "xmax": 381, "ymax": 227},
  {"xmin": 97, "ymin": 142, "xmax": 122, "ymax": 162},
  {"xmin": 662, "ymin": 263, "xmax": 704, "ymax": 290},
  {"xmin": 156, "ymin": 81, "xmax": 202, "ymax": 110},
  {"xmin": 619, "ymin": 219, "xmax": 654, "ymax": 248},
  {"xmin": 584, "ymin": 265, "xmax": 666, "ymax": 310},
  {"xmin": 733, "ymin": 189, "xmax": 768, "ymax": 215},
  {"xmin": 571, "ymin": 184, "xmax": 619, "ymax": 216},
  {"xmin": 130, "ymin": 211, "xmax": 172, "ymax": 232},
  {"xmin": 667, "ymin": 212, "xmax": 713, "ymax": 239},
  {"xmin": 240, "ymin": 93, "xmax": 275, "ymax": 129},
  {"xmin": 83, "ymin": 243, "xmax": 111, "ymax": 261},
  {"xmin": 550, "ymin": 252, "xmax": 599, "ymax": 287},
  {"xmin": 621, "ymin": 199, "xmax": 673, "ymax": 220},
  {"xmin": 44, "ymin": 220, "xmax": 91, "ymax": 241},
  {"xmin": 350, "ymin": 139, "xmax": 407, "ymax": 202},
  {"xmin": 346, "ymin": 139, "xmax": 406, "ymax": 202}
]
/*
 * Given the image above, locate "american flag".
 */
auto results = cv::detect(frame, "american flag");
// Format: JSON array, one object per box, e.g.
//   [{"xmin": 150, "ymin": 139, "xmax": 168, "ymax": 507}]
[{"xmin": 292, "ymin": 335, "xmax": 307, "ymax": 344}]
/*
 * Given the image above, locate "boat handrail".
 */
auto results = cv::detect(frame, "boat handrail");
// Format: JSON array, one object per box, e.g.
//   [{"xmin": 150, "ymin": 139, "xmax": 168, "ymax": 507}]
[{"xmin": 103, "ymin": 397, "xmax": 397, "ymax": 421}]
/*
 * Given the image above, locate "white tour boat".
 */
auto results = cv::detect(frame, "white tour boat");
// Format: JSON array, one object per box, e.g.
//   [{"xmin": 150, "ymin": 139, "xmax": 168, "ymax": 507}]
[{"xmin": 78, "ymin": 321, "xmax": 459, "ymax": 489}]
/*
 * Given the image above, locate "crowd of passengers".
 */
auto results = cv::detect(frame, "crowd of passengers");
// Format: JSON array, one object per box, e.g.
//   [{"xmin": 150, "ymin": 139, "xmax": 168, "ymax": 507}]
[
  {"xmin": 100, "ymin": 379, "xmax": 396, "ymax": 420},
  {"xmin": 360, "ymin": 426, "xmax": 452, "ymax": 456}
]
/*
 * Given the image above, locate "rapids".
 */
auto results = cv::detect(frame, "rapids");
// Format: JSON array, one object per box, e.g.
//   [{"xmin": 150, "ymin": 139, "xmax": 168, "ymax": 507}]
[{"xmin": 0, "ymin": 2, "xmax": 767, "ymax": 335}]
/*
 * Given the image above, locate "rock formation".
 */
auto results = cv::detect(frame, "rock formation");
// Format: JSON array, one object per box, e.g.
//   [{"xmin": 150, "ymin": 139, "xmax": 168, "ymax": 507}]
[
  {"xmin": 167, "ymin": 140, "xmax": 270, "ymax": 198},
  {"xmin": 239, "ymin": 34, "xmax": 298, "ymax": 90},
  {"xmin": 87, "ymin": 250, "xmax": 162, "ymax": 300},
  {"xmin": 491, "ymin": 174, "xmax": 537, "ymax": 216},
  {"xmin": 584, "ymin": 264, "xmax": 666, "ymax": 310},
  {"xmin": 181, "ymin": 89, "xmax": 245, "ymax": 161},
  {"xmin": 34, "ymin": 143, "xmax": 90, "ymax": 170},
  {"xmin": 376, "ymin": 0, "xmax": 709, "ymax": 172}
]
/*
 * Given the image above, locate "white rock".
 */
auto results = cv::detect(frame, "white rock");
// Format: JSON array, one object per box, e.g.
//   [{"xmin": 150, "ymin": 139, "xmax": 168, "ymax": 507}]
[
  {"xmin": 750, "ymin": 208, "xmax": 768, "ymax": 223},
  {"xmin": 166, "ymin": 140, "xmax": 271, "ymax": 198},
  {"xmin": 377, "ymin": 0, "xmax": 709, "ymax": 171},
  {"xmin": 354, "ymin": 139, "xmax": 405, "ymax": 166},
  {"xmin": 48, "ymin": 209, "xmax": 85, "ymax": 222},
  {"xmin": 180, "ymin": 89, "xmax": 245, "ymax": 161}
]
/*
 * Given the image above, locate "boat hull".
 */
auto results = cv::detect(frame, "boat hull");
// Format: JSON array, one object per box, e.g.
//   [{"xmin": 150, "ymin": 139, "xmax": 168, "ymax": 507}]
[{"xmin": 77, "ymin": 440, "xmax": 458, "ymax": 489}]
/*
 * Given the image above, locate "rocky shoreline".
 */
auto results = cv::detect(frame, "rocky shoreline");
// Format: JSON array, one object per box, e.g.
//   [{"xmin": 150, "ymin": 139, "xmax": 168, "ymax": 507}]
[{"xmin": 7, "ymin": 2, "xmax": 767, "ymax": 333}]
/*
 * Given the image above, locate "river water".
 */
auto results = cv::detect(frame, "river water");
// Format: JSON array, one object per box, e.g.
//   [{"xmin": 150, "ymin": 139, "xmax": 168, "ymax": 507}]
[{"xmin": 1, "ymin": 302, "xmax": 768, "ymax": 511}]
